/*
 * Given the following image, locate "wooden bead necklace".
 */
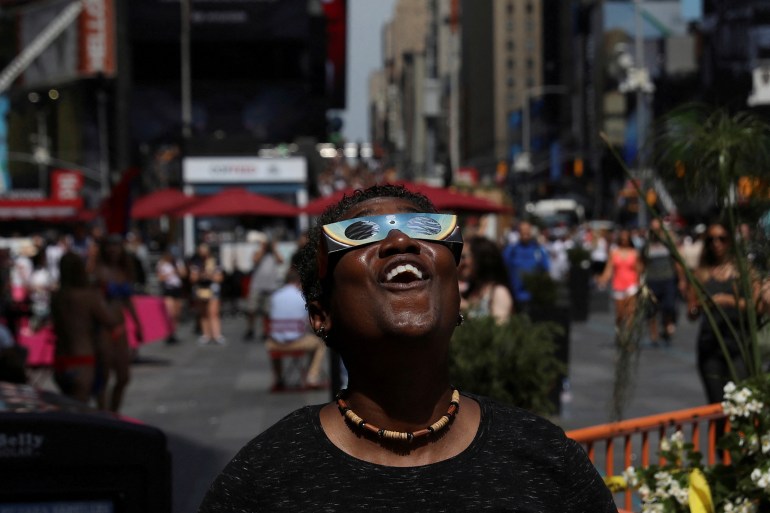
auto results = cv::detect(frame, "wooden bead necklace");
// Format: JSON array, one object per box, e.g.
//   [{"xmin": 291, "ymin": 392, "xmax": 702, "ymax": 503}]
[{"xmin": 336, "ymin": 388, "xmax": 460, "ymax": 442}]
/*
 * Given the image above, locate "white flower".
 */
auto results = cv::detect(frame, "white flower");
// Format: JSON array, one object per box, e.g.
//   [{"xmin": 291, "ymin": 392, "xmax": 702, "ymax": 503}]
[
  {"xmin": 670, "ymin": 430, "xmax": 685, "ymax": 450},
  {"xmin": 641, "ymin": 503, "xmax": 664, "ymax": 513},
  {"xmin": 724, "ymin": 381, "xmax": 737, "ymax": 395},
  {"xmin": 638, "ymin": 484, "xmax": 651, "ymax": 500},
  {"xmin": 761, "ymin": 433, "xmax": 770, "ymax": 455},
  {"xmin": 724, "ymin": 498, "xmax": 758, "ymax": 513},
  {"xmin": 622, "ymin": 466, "xmax": 639, "ymax": 488},
  {"xmin": 673, "ymin": 485, "xmax": 689, "ymax": 506},
  {"xmin": 751, "ymin": 467, "xmax": 770, "ymax": 491},
  {"xmin": 746, "ymin": 434, "xmax": 760, "ymax": 454},
  {"xmin": 660, "ymin": 437, "xmax": 671, "ymax": 451}
]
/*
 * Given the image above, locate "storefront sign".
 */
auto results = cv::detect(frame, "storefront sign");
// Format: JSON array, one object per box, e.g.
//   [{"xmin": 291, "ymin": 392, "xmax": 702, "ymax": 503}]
[
  {"xmin": 183, "ymin": 157, "xmax": 307, "ymax": 184},
  {"xmin": 0, "ymin": 199, "xmax": 82, "ymax": 219},
  {"xmin": 79, "ymin": 0, "xmax": 116, "ymax": 76},
  {"xmin": 51, "ymin": 170, "xmax": 84, "ymax": 201}
]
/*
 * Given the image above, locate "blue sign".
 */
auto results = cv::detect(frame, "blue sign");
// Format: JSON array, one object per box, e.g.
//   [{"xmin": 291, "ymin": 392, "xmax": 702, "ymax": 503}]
[
  {"xmin": 0, "ymin": 502, "xmax": 113, "ymax": 513},
  {"xmin": 0, "ymin": 95, "xmax": 10, "ymax": 192}
]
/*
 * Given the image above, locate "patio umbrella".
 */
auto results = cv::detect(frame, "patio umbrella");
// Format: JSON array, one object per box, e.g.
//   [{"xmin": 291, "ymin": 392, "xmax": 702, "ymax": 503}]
[
  {"xmin": 399, "ymin": 182, "xmax": 513, "ymax": 214},
  {"xmin": 173, "ymin": 188, "xmax": 299, "ymax": 217},
  {"xmin": 131, "ymin": 188, "xmax": 200, "ymax": 219},
  {"xmin": 301, "ymin": 189, "xmax": 352, "ymax": 216}
]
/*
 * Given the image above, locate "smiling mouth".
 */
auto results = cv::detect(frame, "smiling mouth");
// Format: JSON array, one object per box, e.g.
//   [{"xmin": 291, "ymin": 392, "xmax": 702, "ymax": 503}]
[{"xmin": 384, "ymin": 263, "xmax": 425, "ymax": 284}]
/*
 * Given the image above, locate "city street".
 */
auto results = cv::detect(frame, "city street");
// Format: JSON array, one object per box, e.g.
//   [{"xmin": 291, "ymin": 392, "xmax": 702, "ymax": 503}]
[{"xmin": 36, "ymin": 289, "xmax": 707, "ymax": 513}]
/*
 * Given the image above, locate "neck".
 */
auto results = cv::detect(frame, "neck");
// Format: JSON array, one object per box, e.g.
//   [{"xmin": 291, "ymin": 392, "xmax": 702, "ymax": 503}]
[{"xmin": 343, "ymin": 363, "xmax": 453, "ymax": 433}]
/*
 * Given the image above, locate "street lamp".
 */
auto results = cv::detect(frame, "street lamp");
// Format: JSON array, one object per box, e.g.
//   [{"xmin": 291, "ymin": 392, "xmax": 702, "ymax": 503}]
[
  {"xmin": 747, "ymin": 59, "xmax": 770, "ymax": 107},
  {"xmin": 616, "ymin": 0, "xmax": 655, "ymax": 227}
]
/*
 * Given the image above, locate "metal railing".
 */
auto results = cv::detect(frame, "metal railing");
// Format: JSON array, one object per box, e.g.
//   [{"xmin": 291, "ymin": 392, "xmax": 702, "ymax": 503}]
[{"xmin": 566, "ymin": 403, "xmax": 728, "ymax": 512}]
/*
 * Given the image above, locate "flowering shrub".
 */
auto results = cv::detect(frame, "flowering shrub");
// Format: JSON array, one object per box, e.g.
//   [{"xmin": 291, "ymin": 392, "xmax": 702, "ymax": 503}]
[{"xmin": 612, "ymin": 375, "xmax": 770, "ymax": 512}]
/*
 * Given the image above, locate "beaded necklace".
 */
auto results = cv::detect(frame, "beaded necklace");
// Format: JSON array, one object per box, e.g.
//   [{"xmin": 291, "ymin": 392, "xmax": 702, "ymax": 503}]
[{"xmin": 336, "ymin": 388, "xmax": 460, "ymax": 442}]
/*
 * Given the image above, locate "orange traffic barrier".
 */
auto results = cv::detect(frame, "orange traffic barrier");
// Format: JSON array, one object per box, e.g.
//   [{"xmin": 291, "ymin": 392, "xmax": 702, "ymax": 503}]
[{"xmin": 566, "ymin": 403, "xmax": 728, "ymax": 512}]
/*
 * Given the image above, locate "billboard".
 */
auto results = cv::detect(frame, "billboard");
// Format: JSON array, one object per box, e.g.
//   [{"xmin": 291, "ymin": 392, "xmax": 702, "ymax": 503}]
[
  {"xmin": 19, "ymin": 0, "xmax": 116, "ymax": 87},
  {"xmin": 129, "ymin": 0, "xmax": 311, "ymax": 41},
  {"xmin": 322, "ymin": 0, "xmax": 347, "ymax": 108}
]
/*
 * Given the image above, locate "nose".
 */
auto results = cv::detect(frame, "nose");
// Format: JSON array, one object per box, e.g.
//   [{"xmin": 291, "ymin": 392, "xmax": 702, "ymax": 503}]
[{"xmin": 378, "ymin": 229, "xmax": 421, "ymax": 259}]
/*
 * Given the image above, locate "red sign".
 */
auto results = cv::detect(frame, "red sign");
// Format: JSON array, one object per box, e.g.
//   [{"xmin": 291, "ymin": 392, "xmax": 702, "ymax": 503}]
[
  {"xmin": 79, "ymin": 0, "xmax": 116, "ymax": 76},
  {"xmin": 51, "ymin": 170, "xmax": 84, "ymax": 202}
]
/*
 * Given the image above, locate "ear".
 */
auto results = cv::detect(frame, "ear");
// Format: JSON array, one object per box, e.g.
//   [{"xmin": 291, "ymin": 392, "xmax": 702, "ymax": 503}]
[{"xmin": 307, "ymin": 300, "xmax": 331, "ymax": 333}]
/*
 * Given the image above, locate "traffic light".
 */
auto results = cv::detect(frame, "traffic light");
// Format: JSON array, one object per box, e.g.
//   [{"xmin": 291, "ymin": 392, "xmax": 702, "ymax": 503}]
[
  {"xmin": 675, "ymin": 160, "xmax": 686, "ymax": 178},
  {"xmin": 574, "ymin": 158, "xmax": 584, "ymax": 177}
]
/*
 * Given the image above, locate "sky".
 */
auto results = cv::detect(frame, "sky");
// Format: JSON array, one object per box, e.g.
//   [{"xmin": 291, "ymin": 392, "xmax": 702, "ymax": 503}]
[
  {"xmin": 340, "ymin": 0, "xmax": 396, "ymax": 143},
  {"xmin": 340, "ymin": 0, "xmax": 702, "ymax": 143}
]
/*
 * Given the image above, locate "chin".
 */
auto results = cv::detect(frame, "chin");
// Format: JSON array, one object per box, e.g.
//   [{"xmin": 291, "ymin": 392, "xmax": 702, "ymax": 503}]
[{"xmin": 385, "ymin": 312, "xmax": 450, "ymax": 340}]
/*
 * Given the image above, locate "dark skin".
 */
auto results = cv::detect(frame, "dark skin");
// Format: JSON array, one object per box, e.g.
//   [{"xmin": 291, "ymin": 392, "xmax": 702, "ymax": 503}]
[{"xmin": 309, "ymin": 197, "xmax": 481, "ymax": 467}]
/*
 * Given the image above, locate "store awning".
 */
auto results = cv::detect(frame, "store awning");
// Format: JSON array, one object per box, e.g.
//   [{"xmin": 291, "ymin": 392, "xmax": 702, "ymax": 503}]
[
  {"xmin": 302, "ymin": 182, "xmax": 513, "ymax": 216},
  {"xmin": 131, "ymin": 188, "xmax": 200, "ymax": 219},
  {"xmin": 0, "ymin": 198, "xmax": 84, "ymax": 220}
]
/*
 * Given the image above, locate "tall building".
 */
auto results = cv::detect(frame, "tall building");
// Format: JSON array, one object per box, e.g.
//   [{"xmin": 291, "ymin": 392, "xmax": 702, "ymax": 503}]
[{"xmin": 380, "ymin": 0, "xmax": 430, "ymax": 179}]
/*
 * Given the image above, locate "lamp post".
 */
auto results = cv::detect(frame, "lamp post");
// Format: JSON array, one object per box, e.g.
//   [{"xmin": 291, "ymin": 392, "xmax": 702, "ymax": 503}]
[{"xmin": 617, "ymin": 0, "xmax": 654, "ymax": 227}]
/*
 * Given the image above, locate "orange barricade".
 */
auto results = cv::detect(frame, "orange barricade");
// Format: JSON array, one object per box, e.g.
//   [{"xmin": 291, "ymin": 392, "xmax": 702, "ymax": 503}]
[{"xmin": 566, "ymin": 403, "xmax": 728, "ymax": 512}]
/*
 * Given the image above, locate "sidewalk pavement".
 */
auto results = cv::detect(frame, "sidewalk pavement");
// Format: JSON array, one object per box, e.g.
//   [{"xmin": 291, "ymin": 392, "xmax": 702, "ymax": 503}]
[{"xmin": 34, "ymin": 290, "xmax": 709, "ymax": 513}]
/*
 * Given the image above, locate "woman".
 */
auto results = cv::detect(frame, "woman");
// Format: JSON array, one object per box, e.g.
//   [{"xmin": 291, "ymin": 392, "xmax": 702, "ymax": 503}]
[
  {"xmin": 156, "ymin": 249, "xmax": 186, "ymax": 344},
  {"xmin": 93, "ymin": 234, "xmax": 143, "ymax": 412},
  {"xmin": 199, "ymin": 184, "xmax": 615, "ymax": 512},
  {"xmin": 243, "ymin": 239, "xmax": 284, "ymax": 341},
  {"xmin": 687, "ymin": 221, "xmax": 757, "ymax": 405},
  {"xmin": 189, "ymin": 243, "xmax": 225, "ymax": 345},
  {"xmin": 597, "ymin": 228, "xmax": 642, "ymax": 333},
  {"xmin": 51, "ymin": 252, "xmax": 120, "ymax": 404},
  {"xmin": 458, "ymin": 235, "xmax": 514, "ymax": 323}
]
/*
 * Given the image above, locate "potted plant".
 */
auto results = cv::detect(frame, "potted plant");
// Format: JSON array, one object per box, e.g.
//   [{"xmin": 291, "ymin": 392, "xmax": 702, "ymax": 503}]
[{"xmin": 448, "ymin": 315, "xmax": 565, "ymax": 416}]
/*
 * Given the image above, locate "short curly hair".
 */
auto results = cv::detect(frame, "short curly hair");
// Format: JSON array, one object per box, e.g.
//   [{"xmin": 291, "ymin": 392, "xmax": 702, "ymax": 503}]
[{"xmin": 295, "ymin": 184, "xmax": 437, "ymax": 305}]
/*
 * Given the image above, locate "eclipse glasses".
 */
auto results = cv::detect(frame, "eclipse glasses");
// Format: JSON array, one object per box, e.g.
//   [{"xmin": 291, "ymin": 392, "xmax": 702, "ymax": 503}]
[{"xmin": 322, "ymin": 213, "xmax": 464, "ymax": 264}]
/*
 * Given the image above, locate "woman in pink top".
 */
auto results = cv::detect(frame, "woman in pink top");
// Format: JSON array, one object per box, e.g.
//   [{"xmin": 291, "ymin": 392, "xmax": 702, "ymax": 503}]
[{"xmin": 597, "ymin": 228, "xmax": 642, "ymax": 332}]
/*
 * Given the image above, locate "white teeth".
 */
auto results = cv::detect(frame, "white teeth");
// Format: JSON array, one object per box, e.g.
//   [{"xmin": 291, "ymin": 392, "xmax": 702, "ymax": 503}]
[{"xmin": 385, "ymin": 264, "xmax": 423, "ymax": 282}]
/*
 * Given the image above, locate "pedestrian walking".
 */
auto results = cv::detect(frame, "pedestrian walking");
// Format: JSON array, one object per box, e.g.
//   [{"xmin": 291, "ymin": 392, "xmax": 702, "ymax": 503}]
[
  {"xmin": 502, "ymin": 220, "xmax": 550, "ymax": 313},
  {"xmin": 242, "ymin": 240, "xmax": 284, "ymax": 341}
]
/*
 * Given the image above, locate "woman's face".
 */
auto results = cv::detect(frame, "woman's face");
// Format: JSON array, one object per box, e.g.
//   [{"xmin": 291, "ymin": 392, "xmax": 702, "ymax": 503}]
[
  {"xmin": 706, "ymin": 224, "xmax": 730, "ymax": 261},
  {"xmin": 618, "ymin": 230, "xmax": 632, "ymax": 247},
  {"xmin": 320, "ymin": 197, "xmax": 461, "ymax": 345},
  {"xmin": 458, "ymin": 245, "xmax": 474, "ymax": 282}
]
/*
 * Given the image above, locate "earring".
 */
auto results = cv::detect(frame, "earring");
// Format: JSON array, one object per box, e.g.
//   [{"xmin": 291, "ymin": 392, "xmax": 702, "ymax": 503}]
[
  {"xmin": 315, "ymin": 326, "xmax": 329, "ymax": 341},
  {"xmin": 456, "ymin": 314, "xmax": 465, "ymax": 326}
]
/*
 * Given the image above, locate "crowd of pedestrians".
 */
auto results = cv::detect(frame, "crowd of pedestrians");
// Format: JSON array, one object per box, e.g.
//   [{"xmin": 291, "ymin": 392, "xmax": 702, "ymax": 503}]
[
  {"xmin": 0, "ymin": 207, "xmax": 764, "ymax": 417},
  {"xmin": 461, "ymin": 215, "xmax": 770, "ymax": 411},
  {"xmin": 0, "ymin": 227, "xmax": 149, "ymax": 411}
]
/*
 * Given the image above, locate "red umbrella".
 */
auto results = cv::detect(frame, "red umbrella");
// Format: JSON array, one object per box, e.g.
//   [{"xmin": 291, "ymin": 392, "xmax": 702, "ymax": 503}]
[
  {"xmin": 173, "ymin": 188, "xmax": 299, "ymax": 217},
  {"xmin": 131, "ymin": 188, "xmax": 200, "ymax": 219},
  {"xmin": 398, "ymin": 182, "xmax": 513, "ymax": 214},
  {"xmin": 302, "ymin": 183, "xmax": 511, "ymax": 215},
  {"xmin": 301, "ymin": 189, "xmax": 353, "ymax": 216}
]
